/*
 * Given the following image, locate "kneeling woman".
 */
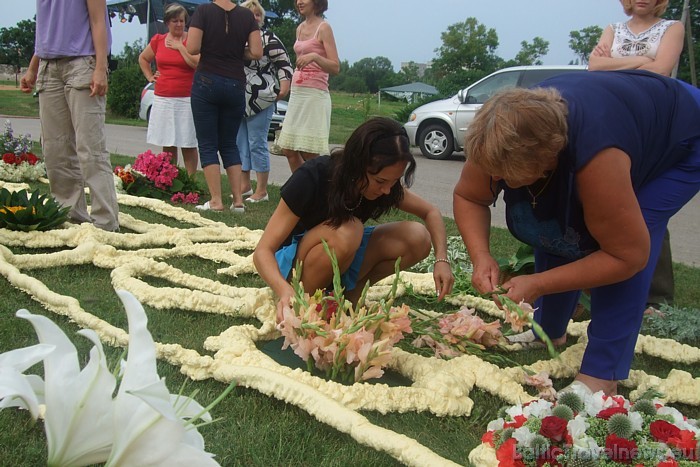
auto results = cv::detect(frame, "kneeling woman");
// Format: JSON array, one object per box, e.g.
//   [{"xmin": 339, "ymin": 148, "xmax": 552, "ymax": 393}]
[{"xmin": 254, "ymin": 117, "xmax": 454, "ymax": 314}]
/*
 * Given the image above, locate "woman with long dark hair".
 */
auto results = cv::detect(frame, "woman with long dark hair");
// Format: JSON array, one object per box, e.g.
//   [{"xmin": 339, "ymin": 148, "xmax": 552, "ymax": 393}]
[{"xmin": 254, "ymin": 117, "xmax": 454, "ymax": 314}]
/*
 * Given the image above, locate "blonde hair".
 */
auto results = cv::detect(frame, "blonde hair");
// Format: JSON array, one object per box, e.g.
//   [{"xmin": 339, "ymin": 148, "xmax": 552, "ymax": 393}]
[
  {"xmin": 619, "ymin": 0, "xmax": 669, "ymax": 17},
  {"xmin": 465, "ymin": 87, "xmax": 568, "ymax": 181},
  {"xmin": 241, "ymin": 0, "xmax": 265, "ymax": 27},
  {"xmin": 164, "ymin": 3, "xmax": 188, "ymax": 23}
]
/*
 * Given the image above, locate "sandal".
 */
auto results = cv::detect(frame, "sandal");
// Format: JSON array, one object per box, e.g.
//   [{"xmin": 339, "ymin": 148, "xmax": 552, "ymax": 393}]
[
  {"xmin": 195, "ymin": 201, "xmax": 223, "ymax": 212},
  {"xmin": 506, "ymin": 330, "xmax": 545, "ymax": 349},
  {"xmin": 230, "ymin": 204, "xmax": 245, "ymax": 214}
]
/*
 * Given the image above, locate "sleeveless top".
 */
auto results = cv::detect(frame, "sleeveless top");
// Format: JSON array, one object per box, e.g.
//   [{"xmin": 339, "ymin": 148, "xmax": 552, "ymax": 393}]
[
  {"xmin": 610, "ymin": 19, "xmax": 677, "ymax": 59},
  {"xmin": 502, "ymin": 70, "xmax": 700, "ymax": 260},
  {"xmin": 292, "ymin": 21, "xmax": 329, "ymax": 90}
]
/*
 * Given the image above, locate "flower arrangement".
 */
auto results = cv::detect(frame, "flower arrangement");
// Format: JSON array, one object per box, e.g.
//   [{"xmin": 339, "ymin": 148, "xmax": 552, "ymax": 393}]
[
  {"xmin": 475, "ymin": 388, "xmax": 699, "ymax": 466},
  {"xmin": 114, "ymin": 150, "xmax": 202, "ymax": 204},
  {"xmin": 0, "ymin": 187, "xmax": 70, "ymax": 231},
  {"xmin": 0, "ymin": 290, "xmax": 230, "ymax": 466},
  {"xmin": 277, "ymin": 241, "xmax": 413, "ymax": 383},
  {"xmin": 0, "ymin": 121, "xmax": 45, "ymax": 182}
]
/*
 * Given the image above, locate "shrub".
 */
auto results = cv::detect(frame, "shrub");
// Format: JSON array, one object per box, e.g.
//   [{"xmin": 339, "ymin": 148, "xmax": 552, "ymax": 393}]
[{"xmin": 107, "ymin": 64, "xmax": 145, "ymax": 119}]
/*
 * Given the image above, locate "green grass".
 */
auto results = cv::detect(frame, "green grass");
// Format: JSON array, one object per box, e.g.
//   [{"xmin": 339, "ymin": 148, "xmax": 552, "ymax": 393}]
[{"xmin": 1, "ymin": 95, "xmax": 699, "ymax": 465}]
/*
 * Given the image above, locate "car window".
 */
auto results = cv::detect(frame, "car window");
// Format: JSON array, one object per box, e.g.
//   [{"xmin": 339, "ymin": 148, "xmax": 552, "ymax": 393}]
[
  {"xmin": 519, "ymin": 69, "xmax": 583, "ymax": 88},
  {"xmin": 466, "ymin": 71, "xmax": 521, "ymax": 104}
]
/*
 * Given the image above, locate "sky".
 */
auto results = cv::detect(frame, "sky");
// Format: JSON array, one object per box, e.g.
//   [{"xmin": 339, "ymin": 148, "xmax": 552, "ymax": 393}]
[{"xmin": 0, "ymin": 0, "xmax": 629, "ymax": 70}]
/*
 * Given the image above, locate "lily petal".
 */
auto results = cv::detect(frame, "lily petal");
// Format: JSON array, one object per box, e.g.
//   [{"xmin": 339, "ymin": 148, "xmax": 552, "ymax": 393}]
[{"xmin": 0, "ymin": 367, "xmax": 43, "ymax": 419}]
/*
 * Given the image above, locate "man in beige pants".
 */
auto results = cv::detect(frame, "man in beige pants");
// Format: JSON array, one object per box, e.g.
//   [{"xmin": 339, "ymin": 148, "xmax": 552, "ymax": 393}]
[{"xmin": 20, "ymin": 0, "xmax": 119, "ymax": 232}]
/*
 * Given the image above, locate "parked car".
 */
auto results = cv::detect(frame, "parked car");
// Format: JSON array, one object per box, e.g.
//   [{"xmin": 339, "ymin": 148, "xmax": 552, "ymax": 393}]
[
  {"xmin": 404, "ymin": 65, "xmax": 587, "ymax": 160},
  {"xmin": 138, "ymin": 82, "xmax": 287, "ymax": 141}
]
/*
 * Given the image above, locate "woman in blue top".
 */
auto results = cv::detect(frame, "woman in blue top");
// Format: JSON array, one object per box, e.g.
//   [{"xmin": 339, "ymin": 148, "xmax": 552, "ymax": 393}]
[{"xmin": 453, "ymin": 70, "xmax": 700, "ymax": 396}]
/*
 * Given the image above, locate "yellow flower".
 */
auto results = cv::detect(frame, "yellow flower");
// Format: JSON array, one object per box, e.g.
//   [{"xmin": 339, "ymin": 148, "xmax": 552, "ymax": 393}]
[{"xmin": 0, "ymin": 205, "xmax": 27, "ymax": 214}]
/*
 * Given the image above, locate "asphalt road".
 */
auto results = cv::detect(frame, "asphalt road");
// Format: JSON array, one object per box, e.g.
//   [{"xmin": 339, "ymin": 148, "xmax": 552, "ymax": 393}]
[{"xmin": 5, "ymin": 115, "xmax": 699, "ymax": 267}]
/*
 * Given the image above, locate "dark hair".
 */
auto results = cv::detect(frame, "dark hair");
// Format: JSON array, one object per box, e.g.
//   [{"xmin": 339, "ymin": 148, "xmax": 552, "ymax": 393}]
[
  {"xmin": 326, "ymin": 117, "xmax": 416, "ymax": 227},
  {"xmin": 307, "ymin": 0, "xmax": 328, "ymax": 15}
]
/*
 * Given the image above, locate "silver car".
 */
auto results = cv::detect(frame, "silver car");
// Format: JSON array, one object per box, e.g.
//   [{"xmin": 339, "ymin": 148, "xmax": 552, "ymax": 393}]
[
  {"xmin": 139, "ymin": 82, "xmax": 287, "ymax": 140},
  {"xmin": 404, "ymin": 65, "xmax": 587, "ymax": 160}
]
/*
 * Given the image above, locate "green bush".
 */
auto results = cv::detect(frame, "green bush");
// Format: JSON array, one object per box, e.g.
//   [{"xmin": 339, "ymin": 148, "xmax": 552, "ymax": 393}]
[
  {"xmin": 107, "ymin": 64, "xmax": 145, "ymax": 119},
  {"xmin": 393, "ymin": 94, "xmax": 445, "ymax": 126}
]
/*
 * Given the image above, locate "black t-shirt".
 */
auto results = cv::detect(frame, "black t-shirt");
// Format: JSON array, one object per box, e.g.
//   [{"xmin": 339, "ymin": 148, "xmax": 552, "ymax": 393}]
[
  {"xmin": 189, "ymin": 3, "xmax": 259, "ymax": 81},
  {"xmin": 280, "ymin": 156, "xmax": 377, "ymax": 246}
]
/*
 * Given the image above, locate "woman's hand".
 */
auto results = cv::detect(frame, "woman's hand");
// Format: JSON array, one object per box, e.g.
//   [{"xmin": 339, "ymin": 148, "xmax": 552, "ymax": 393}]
[
  {"xmin": 295, "ymin": 53, "xmax": 317, "ymax": 69},
  {"xmin": 275, "ymin": 286, "xmax": 295, "ymax": 323},
  {"xmin": 165, "ymin": 36, "xmax": 184, "ymax": 51},
  {"xmin": 471, "ymin": 254, "xmax": 501, "ymax": 295},
  {"xmin": 501, "ymin": 274, "xmax": 543, "ymax": 305},
  {"xmin": 433, "ymin": 261, "xmax": 454, "ymax": 301}
]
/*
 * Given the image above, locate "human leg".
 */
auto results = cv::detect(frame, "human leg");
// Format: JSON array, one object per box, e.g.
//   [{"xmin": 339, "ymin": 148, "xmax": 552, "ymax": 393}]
[
  {"xmin": 247, "ymin": 105, "xmax": 273, "ymax": 199},
  {"xmin": 191, "ymin": 72, "xmax": 223, "ymax": 209},
  {"xmin": 237, "ymin": 117, "xmax": 253, "ymax": 194},
  {"xmin": 646, "ymin": 229, "xmax": 674, "ymax": 310},
  {"xmin": 64, "ymin": 56, "xmax": 119, "ymax": 231},
  {"xmin": 218, "ymin": 77, "xmax": 245, "ymax": 207},
  {"xmin": 282, "ymin": 149, "xmax": 305, "ymax": 172},
  {"xmin": 37, "ymin": 59, "xmax": 91, "ymax": 225},
  {"xmin": 180, "ymin": 147, "xmax": 198, "ymax": 176}
]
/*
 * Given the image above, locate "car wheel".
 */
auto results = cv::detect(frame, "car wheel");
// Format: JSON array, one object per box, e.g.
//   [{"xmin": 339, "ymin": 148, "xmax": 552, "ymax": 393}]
[{"xmin": 418, "ymin": 124, "xmax": 454, "ymax": 160}]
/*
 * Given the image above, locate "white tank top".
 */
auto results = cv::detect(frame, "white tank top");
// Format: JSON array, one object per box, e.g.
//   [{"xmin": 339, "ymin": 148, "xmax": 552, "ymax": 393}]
[{"xmin": 610, "ymin": 19, "xmax": 677, "ymax": 59}]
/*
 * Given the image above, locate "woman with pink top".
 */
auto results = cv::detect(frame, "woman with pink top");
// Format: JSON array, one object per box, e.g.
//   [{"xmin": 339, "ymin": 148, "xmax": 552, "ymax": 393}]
[{"xmin": 276, "ymin": 0, "xmax": 339, "ymax": 172}]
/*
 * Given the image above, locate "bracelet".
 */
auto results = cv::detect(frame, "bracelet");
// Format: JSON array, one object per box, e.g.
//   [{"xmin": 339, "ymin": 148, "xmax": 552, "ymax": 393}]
[{"xmin": 434, "ymin": 258, "xmax": 450, "ymax": 265}]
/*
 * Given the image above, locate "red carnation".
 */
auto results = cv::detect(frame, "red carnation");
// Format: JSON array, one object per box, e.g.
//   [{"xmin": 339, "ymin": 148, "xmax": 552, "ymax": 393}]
[
  {"xmin": 657, "ymin": 459, "xmax": 679, "ymax": 467},
  {"xmin": 481, "ymin": 430, "xmax": 495, "ymax": 446},
  {"xmin": 667, "ymin": 430, "xmax": 698, "ymax": 461},
  {"xmin": 24, "ymin": 152, "xmax": 38, "ymax": 165},
  {"xmin": 2, "ymin": 152, "xmax": 16, "ymax": 164},
  {"xmin": 539, "ymin": 415, "xmax": 568, "ymax": 442},
  {"xmin": 597, "ymin": 406, "xmax": 628, "ymax": 420},
  {"xmin": 504, "ymin": 414, "xmax": 527, "ymax": 429},
  {"xmin": 496, "ymin": 438, "xmax": 526, "ymax": 467},
  {"xmin": 605, "ymin": 433, "xmax": 638, "ymax": 464},
  {"xmin": 650, "ymin": 420, "xmax": 681, "ymax": 443}
]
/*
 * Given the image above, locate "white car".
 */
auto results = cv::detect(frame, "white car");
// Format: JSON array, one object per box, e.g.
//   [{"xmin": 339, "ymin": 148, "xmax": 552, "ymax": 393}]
[
  {"xmin": 139, "ymin": 82, "xmax": 287, "ymax": 140},
  {"xmin": 404, "ymin": 65, "xmax": 587, "ymax": 160}
]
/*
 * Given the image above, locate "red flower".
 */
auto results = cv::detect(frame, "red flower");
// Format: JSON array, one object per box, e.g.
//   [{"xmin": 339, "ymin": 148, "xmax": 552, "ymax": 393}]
[
  {"xmin": 650, "ymin": 420, "xmax": 681, "ymax": 443},
  {"xmin": 536, "ymin": 445, "xmax": 564, "ymax": 467},
  {"xmin": 605, "ymin": 433, "xmax": 638, "ymax": 464},
  {"xmin": 503, "ymin": 414, "xmax": 527, "ymax": 429},
  {"xmin": 657, "ymin": 459, "xmax": 679, "ymax": 467},
  {"xmin": 24, "ymin": 152, "xmax": 38, "ymax": 165},
  {"xmin": 482, "ymin": 430, "xmax": 495, "ymax": 446},
  {"xmin": 539, "ymin": 415, "xmax": 568, "ymax": 442},
  {"xmin": 2, "ymin": 152, "xmax": 16, "ymax": 164},
  {"xmin": 596, "ymin": 406, "xmax": 628, "ymax": 420},
  {"xmin": 667, "ymin": 430, "xmax": 698, "ymax": 461},
  {"xmin": 496, "ymin": 438, "xmax": 526, "ymax": 467}
]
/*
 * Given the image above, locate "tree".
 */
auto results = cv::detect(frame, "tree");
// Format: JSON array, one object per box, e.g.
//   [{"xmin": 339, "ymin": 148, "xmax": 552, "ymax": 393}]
[
  {"xmin": 568, "ymin": 25, "xmax": 603, "ymax": 64},
  {"xmin": 0, "ymin": 18, "xmax": 36, "ymax": 73},
  {"xmin": 430, "ymin": 17, "xmax": 502, "ymax": 94},
  {"xmin": 397, "ymin": 62, "xmax": 421, "ymax": 83},
  {"xmin": 346, "ymin": 56, "xmax": 395, "ymax": 93},
  {"xmin": 512, "ymin": 37, "xmax": 550, "ymax": 66},
  {"xmin": 666, "ymin": 0, "xmax": 699, "ymax": 84}
]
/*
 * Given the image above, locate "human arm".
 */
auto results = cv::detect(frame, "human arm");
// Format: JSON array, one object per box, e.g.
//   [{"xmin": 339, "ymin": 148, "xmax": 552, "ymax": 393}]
[
  {"xmin": 501, "ymin": 148, "xmax": 649, "ymax": 304},
  {"xmin": 243, "ymin": 29, "xmax": 263, "ymax": 61},
  {"xmin": 138, "ymin": 45, "xmax": 157, "ymax": 83},
  {"xmin": 86, "ymin": 0, "xmax": 109, "ymax": 97},
  {"xmin": 168, "ymin": 35, "xmax": 200, "ymax": 69},
  {"xmin": 589, "ymin": 26, "xmax": 653, "ymax": 71},
  {"xmin": 269, "ymin": 32, "xmax": 293, "ymax": 99},
  {"xmin": 295, "ymin": 22, "xmax": 340, "ymax": 75},
  {"xmin": 398, "ymin": 190, "xmax": 454, "ymax": 301},
  {"xmin": 453, "ymin": 159, "xmax": 502, "ymax": 294},
  {"xmin": 20, "ymin": 55, "xmax": 39, "ymax": 93},
  {"xmin": 185, "ymin": 27, "xmax": 203, "ymax": 56},
  {"xmin": 253, "ymin": 200, "xmax": 301, "ymax": 316},
  {"xmin": 278, "ymin": 79, "xmax": 291, "ymax": 100},
  {"xmin": 638, "ymin": 21, "xmax": 684, "ymax": 76}
]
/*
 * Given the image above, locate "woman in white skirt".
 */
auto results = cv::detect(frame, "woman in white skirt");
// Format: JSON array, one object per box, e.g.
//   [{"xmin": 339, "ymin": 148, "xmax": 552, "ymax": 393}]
[
  {"xmin": 276, "ymin": 0, "xmax": 339, "ymax": 173},
  {"xmin": 138, "ymin": 3, "xmax": 199, "ymax": 175}
]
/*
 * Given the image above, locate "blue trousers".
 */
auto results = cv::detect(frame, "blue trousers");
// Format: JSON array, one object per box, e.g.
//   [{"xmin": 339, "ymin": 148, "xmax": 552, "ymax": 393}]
[
  {"xmin": 190, "ymin": 71, "xmax": 245, "ymax": 169},
  {"xmin": 534, "ymin": 135, "xmax": 700, "ymax": 380},
  {"xmin": 237, "ymin": 104, "xmax": 274, "ymax": 173}
]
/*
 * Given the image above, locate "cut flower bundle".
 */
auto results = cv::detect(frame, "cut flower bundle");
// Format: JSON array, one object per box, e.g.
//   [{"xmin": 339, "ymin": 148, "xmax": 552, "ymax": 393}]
[
  {"xmin": 0, "ymin": 120, "xmax": 45, "ymax": 182},
  {"xmin": 474, "ymin": 387, "xmax": 699, "ymax": 466},
  {"xmin": 277, "ymin": 242, "xmax": 412, "ymax": 383}
]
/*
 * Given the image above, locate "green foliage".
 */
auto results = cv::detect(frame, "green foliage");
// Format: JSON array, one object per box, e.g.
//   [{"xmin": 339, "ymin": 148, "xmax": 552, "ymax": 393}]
[
  {"xmin": 431, "ymin": 17, "xmax": 502, "ymax": 80},
  {"xmin": 0, "ymin": 17, "xmax": 36, "ymax": 70},
  {"xmin": 107, "ymin": 64, "xmax": 145, "ymax": 119},
  {"xmin": 666, "ymin": 0, "xmax": 699, "ymax": 84},
  {"xmin": 113, "ymin": 38, "xmax": 146, "ymax": 68},
  {"xmin": 393, "ymin": 94, "xmax": 444, "ymax": 125},
  {"xmin": 0, "ymin": 188, "xmax": 70, "ymax": 231},
  {"xmin": 509, "ymin": 37, "xmax": 550, "ymax": 66},
  {"xmin": 568, "ymin": 26, "xmax": 604, "ymax": 65},
  {"xmin": 497, "ymin": 243, "xmax": 535, "ymax": 277},
  {"xmin": 607, "ymin": 413, "xmax": 633, "ymax": 438},
  {"xmin": 641, "ymin": 303, "xmax": 700, "ymax": 345}
]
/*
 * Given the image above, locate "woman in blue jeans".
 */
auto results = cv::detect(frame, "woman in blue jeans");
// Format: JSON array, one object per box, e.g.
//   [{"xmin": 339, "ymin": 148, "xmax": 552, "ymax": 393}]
[
  {"xmin": 454, "ymin": 70, "xmax": 700, "ymax": 396},
  {"xmin": 186, "ymin": 0, "xmax": 262, "ymax": 213}
]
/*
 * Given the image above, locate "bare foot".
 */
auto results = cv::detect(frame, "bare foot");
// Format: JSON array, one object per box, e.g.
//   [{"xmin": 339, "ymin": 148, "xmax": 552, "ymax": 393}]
[{"xmin": 575, "ymin": 374, "xmax": 617, "ymax": 396}]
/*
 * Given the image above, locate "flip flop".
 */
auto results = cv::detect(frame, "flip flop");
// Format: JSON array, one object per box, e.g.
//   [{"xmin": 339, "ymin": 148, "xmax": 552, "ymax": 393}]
[
  {"xmin": 230, "ymin": 204, "xmax": 245, "ymax": 213},
  {"xmin": 195, "ymin": 201, "xmax": 224, "ymax": 212},
  {"xmin": 506, "ymin": 329, "xmax": 545, "ymax": 349},
  {"xmin": 242, "ymin": 189, "xmax": 254, "ymax": 197},
  {"xmin": 245, "ymin": 194, "xmax": 269, "ymax": 203}
]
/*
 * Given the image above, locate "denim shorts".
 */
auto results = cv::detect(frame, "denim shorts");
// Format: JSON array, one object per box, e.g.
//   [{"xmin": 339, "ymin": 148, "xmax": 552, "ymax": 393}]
[{"xmin": 275, "ymin": 226, "xmax": 376, "ymax": 291}]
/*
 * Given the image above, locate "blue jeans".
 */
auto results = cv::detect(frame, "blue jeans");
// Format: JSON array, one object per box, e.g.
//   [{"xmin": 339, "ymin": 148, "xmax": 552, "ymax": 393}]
[
  {"xmin": 190, "ymin": 71, "xmax": 245, "ymax": 169},
  {"xmin": 237, "ymin": 104, "xmax": 274, "ymax": 173}
]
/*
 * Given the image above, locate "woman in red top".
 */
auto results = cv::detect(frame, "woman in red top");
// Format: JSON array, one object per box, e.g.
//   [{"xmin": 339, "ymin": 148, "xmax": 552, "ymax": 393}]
[{"xmin": 138, "ymin": 3, "xmax": 200, "ymax": 175}]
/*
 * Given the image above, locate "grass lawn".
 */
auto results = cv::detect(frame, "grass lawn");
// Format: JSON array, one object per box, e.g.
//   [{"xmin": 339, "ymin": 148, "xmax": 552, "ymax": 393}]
[{"xmin": 1, "ymin": 91, "xmax": 699, "ymax": 466}]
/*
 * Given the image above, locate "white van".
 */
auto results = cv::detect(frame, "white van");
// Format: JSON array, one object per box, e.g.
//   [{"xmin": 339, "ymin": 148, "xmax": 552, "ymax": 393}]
[{"xmin": 404, "ymin": 65, "xmax": 587, "ymax": 160}]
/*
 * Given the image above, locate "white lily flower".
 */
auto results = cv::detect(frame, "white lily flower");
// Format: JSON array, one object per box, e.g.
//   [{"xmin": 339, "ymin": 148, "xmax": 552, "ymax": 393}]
[
  {"xmin": 0, "ymin": 343, "xmax": 54, "ymax": 418},
  {"xmin": 15, "ymin": 310, "xmax": 117, "ymax": 467},
  {"xmin": 512, "ymin": 426, "xmax": 537, "ymax": 447},
  {"xmin": 522, "ymin": 399, "xmax": 553, "ymax": 418},
  {"xmin": 105, "ymin": 290, "xmax": 220, "ymax": 467}
]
